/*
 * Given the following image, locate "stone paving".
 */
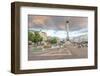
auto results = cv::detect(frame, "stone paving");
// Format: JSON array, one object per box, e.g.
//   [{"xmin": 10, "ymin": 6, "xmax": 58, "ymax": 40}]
[{"xmin": 28, "ymin": 45, "xmax": 88, "ymax": 60}]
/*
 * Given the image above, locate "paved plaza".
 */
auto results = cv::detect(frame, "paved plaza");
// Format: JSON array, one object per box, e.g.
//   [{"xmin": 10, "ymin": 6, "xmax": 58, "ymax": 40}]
[{"xmin": 28, "ymin": 45, "xmax": 88, "ymax": 60}]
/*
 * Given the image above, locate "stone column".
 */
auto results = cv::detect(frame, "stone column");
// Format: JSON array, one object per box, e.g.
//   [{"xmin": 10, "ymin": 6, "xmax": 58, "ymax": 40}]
[{"xmin": 65, "ymin": 21, "xmax": 70, "ymax": 41}]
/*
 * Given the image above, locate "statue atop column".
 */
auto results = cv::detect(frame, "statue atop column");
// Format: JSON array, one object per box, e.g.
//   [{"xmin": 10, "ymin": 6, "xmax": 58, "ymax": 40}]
[{"xmin": 64, "ymin": 20, "xmax": 71, "ymax": 46}]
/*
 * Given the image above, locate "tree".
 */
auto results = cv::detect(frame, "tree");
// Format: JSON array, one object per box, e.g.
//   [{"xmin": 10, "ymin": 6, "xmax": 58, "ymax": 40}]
[
  {"xmin": 32, "ymin": 31, "xmax": 43, "ymax": 46},
  {"xmin": 28, "ymin": 31, "xmax": 43, "ymax": 46},
  {"xmin": 28, "ymin": 32, "xmax": 34, "ymax": 42},
  {"xmin": 50, "ymin": 37, "xmax": 57, "ymax": 44},
  {"xmin": 39, "ymin": 36, "xmax": 43, "ymax": 44}
]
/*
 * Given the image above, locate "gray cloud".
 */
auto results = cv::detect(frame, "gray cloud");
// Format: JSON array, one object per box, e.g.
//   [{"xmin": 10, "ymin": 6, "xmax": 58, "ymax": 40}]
[{"xmin": 28, "ymin": 15, "xmax": 88, "ymax": 32}]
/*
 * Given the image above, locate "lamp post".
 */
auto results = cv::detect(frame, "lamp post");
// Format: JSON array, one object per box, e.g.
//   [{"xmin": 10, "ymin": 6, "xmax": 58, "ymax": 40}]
[{"xmin": 65, "ymin": 21, "xmax": 70, "ymax": 41}]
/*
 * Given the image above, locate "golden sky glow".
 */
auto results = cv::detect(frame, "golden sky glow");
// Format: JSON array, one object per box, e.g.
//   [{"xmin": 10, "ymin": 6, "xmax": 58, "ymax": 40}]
[{"xmin": 32, "ymin": 16, "xmax": 50, "ymax": 25}]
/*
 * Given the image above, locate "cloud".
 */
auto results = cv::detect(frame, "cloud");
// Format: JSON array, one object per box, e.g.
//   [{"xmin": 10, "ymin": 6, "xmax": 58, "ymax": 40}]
[
  {"xmin": 28, "ymin": 15, "xmax": 88, "ymax": 32},
  {"xmin": 32, "ymin": 16, "xmax": 50, "ymax": 25}
]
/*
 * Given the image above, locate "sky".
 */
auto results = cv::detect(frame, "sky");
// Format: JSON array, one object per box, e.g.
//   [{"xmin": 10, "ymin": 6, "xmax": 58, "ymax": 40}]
[{"xmin": 28, "ymin": 15, "xmax": 88, "ymax": 39}]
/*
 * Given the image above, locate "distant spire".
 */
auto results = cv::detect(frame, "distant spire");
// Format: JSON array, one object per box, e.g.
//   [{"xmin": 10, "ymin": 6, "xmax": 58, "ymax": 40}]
[{"xmin": 40, "ymin": 29, "xmax": 42, "ymax": 32}]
